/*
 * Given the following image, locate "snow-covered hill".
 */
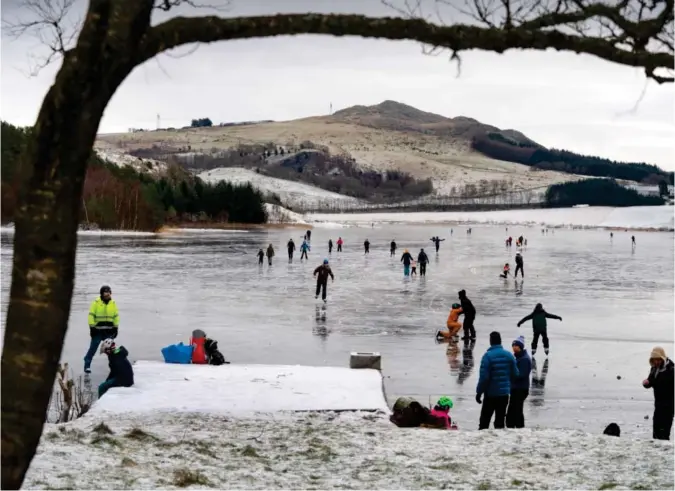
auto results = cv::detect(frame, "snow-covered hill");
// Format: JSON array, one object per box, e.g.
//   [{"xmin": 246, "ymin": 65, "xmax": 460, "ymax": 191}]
[{"xmin": 199, "ymin": 168, "xmax": 363, "ymax": 209}]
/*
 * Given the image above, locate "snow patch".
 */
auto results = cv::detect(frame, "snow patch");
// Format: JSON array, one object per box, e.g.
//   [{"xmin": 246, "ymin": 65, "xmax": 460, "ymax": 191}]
[
  {"xmin": 198, "ymin": 167, "xmax": 362, "ymax": 208},
  {"xmin": 95, "ymin": 149, "xmax": 167, "ymax": 175},
  {"xmin": 307, "ymin": 206, "xmax": 675, "ymax": 231},
  {"xmin": 265, "ymin": 203, "xmax": 308, "ymax": 225},
  {"xmin": 27, "ymin": 412, "xmax": 673, "ymax": 490},
  {"xmin": 90, "ymin": 361, "xmax": 388, "ymax": 417}
]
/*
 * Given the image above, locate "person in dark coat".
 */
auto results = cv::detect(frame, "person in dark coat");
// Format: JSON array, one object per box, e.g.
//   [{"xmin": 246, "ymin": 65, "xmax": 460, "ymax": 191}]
[
  {"xmin": 287, "ymin": 239, "xmax": 296, "ymax": 261},
  {"xmin": 517, "ymin": 303, "xmax": 562, "ymax": 356},
  {"xmin": 390, "ymin": 240, "xmax": 397, "ymax": 257},
  {"xmin": 458, "ymin": 289, "xmax": 476, "ymax": 340},
  {"xmin": 364, "ymin": 239, "xmax": 370, "ymax": 254},
  {"xmin": 400, "ymin": 249, "xmax": 414, "ymax": 276},
  {"xmin": 514, "ymin": 252, "xmax": 524, "ymax": 278},
  {"xmin": 430, "ymin": 236, "xmax": 445, "ymax": 253},
  {"xmin": 313, "ymin": 259, "xmax": 334, "ymax": 302},
  {"xmin": 476, "ymin": 331, "xmax": 519, "ymax": 430},
  {"xmin": 98, "ymin": 339, "xmax": 134, "ymax": 397},
  {"xmin": 418, "ymin": 249, "xmax": 429, "ymax": 276},
  {"xmin": 266, "ymin": 244, "xmax": 275, "ymax": 266},
  {"xmin": 328, "ymin": 239, "xmax": 333, "ymax": 254},
  {"xmin": 506, "ymin": 335, "xmax": 532, "ymax": 428},
  {"xmin": 643, "ymin": 346, "xmax": 674, "ymax": 440},
  {"xmin": 257, "ymin": 248, "xmax": 264, "ymax": 265}
]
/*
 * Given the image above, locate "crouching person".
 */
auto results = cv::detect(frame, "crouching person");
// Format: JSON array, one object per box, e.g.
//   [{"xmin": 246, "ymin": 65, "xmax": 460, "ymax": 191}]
[{"xmin": 98, "ymin": 339, "xmax": 134, "ymax": 398}]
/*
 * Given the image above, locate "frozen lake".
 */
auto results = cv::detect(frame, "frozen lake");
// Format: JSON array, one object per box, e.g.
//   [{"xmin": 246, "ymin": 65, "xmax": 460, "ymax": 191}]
[{"xmin": 1, "ymin": 224, "xmax": 673, "ymax": 436}]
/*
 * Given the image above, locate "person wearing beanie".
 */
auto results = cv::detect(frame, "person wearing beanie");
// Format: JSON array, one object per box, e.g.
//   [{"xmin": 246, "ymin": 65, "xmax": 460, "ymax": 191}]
[
  {"xmin": 476, "ymin": 331, "xmax": 519, "ymax": 430},
  {"xmin": 517, "ymin": 303, "xmax": 562, "ymax": 356},
  {"xmin": 313, "ymin": 259, "xmax": 334, "ymax": 302},
  {"xmin": 84, "ymin": 285, "xmax": 120, "ymax": 374},
  {"xmin": 642, "ymin": 346, "xmax": 674, "ymax": 440},
  {"xmin": 506, "ymin": 335, "xmax": 532, "ymax": 428}
]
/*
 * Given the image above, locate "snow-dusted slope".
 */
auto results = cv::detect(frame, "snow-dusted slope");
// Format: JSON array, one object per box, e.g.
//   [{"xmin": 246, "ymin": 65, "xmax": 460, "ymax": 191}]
[
  {"xmin": 308, "ymin": 206, "xmax": 674, "ymax": 230},
  {"xmin": 199, "ymin": 168, "xmax": 362, "ymax": 208}
]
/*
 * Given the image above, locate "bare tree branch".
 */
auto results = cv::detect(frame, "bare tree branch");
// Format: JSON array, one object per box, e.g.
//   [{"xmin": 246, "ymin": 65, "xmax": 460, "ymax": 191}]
[{"xmin": 138, "ymin": 11, "xmax": 673, "ymax": 82}]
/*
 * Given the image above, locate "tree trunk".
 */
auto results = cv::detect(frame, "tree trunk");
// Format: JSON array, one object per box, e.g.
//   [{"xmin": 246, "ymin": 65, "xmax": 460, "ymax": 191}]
[{"xmin": 0, "ymin": 1, "xmax": 153, "ymax": 488}]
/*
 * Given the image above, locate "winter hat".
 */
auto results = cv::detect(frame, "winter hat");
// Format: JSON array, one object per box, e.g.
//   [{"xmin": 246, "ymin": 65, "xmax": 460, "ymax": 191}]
[
  {"xmin": 323, "ymin": 259, "xmax": 329, "ymax": 265},
  {"xmin": 100, "ymin": 285, "xmax": 111, "ymax": 295},
  {"xmin": 489, "ymin": 331, "xmax": 502, "ymax": 346},
  {"xmin": 512, "ymin": 336, "xmax": 525, "ymax": 350},
  {"xmin": 437, "ymin": 396, "xmax": 453, "ymax": 409},
  {"xmin": 650, "ymin": 346, "xmax": 667, "ymax": 363}
]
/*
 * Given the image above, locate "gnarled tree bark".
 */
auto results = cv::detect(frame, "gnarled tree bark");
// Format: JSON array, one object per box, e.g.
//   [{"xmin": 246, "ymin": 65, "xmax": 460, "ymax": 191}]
[{"xmin": 1, "ymin": 0, "xmax": 672, "ymax": 488}]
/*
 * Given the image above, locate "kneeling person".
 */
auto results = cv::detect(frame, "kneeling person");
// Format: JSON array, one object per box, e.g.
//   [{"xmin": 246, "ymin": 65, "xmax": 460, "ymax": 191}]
[{"xmin": 98, "ymin": 339, "xmax": 134, "ymax": 398}]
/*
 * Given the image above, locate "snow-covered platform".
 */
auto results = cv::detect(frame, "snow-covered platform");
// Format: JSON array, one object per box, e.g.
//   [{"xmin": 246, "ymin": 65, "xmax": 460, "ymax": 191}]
[{"xmin": 90, "ymin": 361, "xmax": 388, "ymax": 416}]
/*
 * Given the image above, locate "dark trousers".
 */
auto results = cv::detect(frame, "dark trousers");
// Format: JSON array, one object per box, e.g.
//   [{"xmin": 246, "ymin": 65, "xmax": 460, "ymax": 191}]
[
  {"xmin": 506, "ymin": 389, "xmax": 529, "ymax": 428},
  {"xmin": 365, "ymin": 248, "xmax": 369, "ymax": 254},
  {"xmin": 653, "ymin": 406, "xmax": 674, "ymax": 440},
  {"xmin": 329, "ymin": 246, "xmax": 333, "ymax": 254},
  {"xmin": 479, "ymin": 395, "xmax": 509, "ymax": 429},
  {"xmin": 301, "ymin": 250, "xmax": 308, "ymax": 260},
  {"xmin": 288, "ymin": 250, "xmax": 294, "ymax": 260},
  {"xmin": 390, "ymin": 249, "xmax": 395, "ymax": 256},
  {"xmin": 268, "ymin": 257, "xmax": 272, "ymax": 266},
  {"xmin": 532, "ymin": 330, "xmax": 549, "ymax": 350},
  {"xmin": 258, "ymin": 257, "xmax": 263, "ymax": 265},
  {"xmin": 337, "ymin": 244, "xmax": 342, "ymax": 252},
  {"xmin": 420, "ymin": 263, "xmax": 427, "ymax": 276},
  {"xmin": 84, "ymin": 330, "xmax": 116, "ymax": 370},
  {"xmin": 515, "ymin": 264, "xmax": 524, "ymax": 277},
  {"xmin": 316, "ymin": 281, "xmax": 327, "ymax": 300},
  {"xmin": 463, "ymin": 317, "xmax": 476, "ymax": 339}
]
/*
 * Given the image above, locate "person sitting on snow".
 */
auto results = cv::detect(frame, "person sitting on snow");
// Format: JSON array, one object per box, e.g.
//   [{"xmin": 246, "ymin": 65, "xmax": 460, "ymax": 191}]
[
  {"xmin": 98, "ymin": 338, "xmax": 134, "ymax": 398},
  {"xmin": 427, "ymin": 396, "xmax": 457, "ymax": 429}
]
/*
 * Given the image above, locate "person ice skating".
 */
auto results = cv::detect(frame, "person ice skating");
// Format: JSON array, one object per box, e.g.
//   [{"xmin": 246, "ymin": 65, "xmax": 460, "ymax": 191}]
[
  {"xmin": 410, "ymin": 259, "xmax": 417, "ymax": 276},
  {"xmin": 450, "ymin": 228, "xmax": 453, "ymax": 236},
  {"xmin": 300, "ymin": 240, "xmax": 310, "ymax": 260},
  {"xmin": 257, "ymin": 248, "xmax": 264, "ymax": 265},
  {"xmin": 266, "ymin": 244, "xmax": 275, "ymax": 265},
  {"xmin": 400, "ymin": 249, "xmax": 413, "ymax": 276},
  {"xmin": 500, "ymin": 263, "xmax": 511, "ymax": 278},
  {"xmin": 313, "ymin": 259, "xmax": 334, "ymax": 302},
  {"xmin": 476, "ymin": 331, "xmax": 519, "ymax": 430},
  {"xmin": 642, "ymin": 346, "xmax": 674, "ymax": 440},
  {"xmin": 632, "ymin": 235, "xmax": 636, "ymax": 247},
  {"xmin": 514, "ymin": 252, "xmax": 524, "ymax": 278},
  {"xmin": 517, "ymin": 303, "xmax": 562, "ymax": 356},
  {"xmin": 430, "ymin": 236, "xmax": 445, "ymax": 253},
  {"xmin": 610, "ymin": 232, "xmax": 614, "ymax": 241},
  {"xmin": 506, "ymin": 336, "xmax": 532, "ymax": 428},
  {"xmin": 418, "ymin": 248, "xmax": 429, "ymax": 276},
  {"xmin": 507, "ymin": 236, "xmax": 513, "ymax": 247},
  {"xmin": 390, "ymin": 240, "xmax": 397, "ymax": 257},
  {"xmin": 98, "ymin": 338, "xmax": 134, "ymax": 397},
  {"xmin": 84, "ymin": 285, "xmax": 120, "ymax": 374},
  {"xmin": 458, "ymin": 289, "xmax": 476, "ymax": 340},
  {"xmin": 429, "ymin": 396, "xmax": 456, "ymax": 429},
  {"xmin": 437, "ymin": 303, "xmax": 463, "ymax": 340},
  {"xmin": 337, "ymin": 237, "xmax": 343, "ymax": 252},
  {"xmin": 328, "ymin": 239, "xmax": 333, "ymax": 254},
  {"xmin": 364, "ymin": 239, "xmax": 370, "ymax": 254},
  {"xmin": 287, "ymin": 238, "xmax": 296, "ymax": 261},
  {"xmin": 306, "ymin": 229, "xmax": 312, "ymax": 242}
]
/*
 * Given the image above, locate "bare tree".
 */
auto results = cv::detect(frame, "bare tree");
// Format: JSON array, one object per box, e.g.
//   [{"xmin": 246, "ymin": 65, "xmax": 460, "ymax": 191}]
[{"xmin": 1, "ymin": 0, "xmax": 673, "ymax": 488}]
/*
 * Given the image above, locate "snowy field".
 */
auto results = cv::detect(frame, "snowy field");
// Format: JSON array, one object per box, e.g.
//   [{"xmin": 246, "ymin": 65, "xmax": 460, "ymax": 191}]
[
  {"xmin": 307, "ymin": 206, "xmax": 675, "ymax": 230},
  {"xmin": 91, "ymin": 361, "xmax": 388, "ymax": 416},
  {"xmin": 199, "ymin": 168, "xmax": 362, "ymax": 208},
  {"xmin": 25, "ymin": 411, "xmax": 674, "ymax": 490}
]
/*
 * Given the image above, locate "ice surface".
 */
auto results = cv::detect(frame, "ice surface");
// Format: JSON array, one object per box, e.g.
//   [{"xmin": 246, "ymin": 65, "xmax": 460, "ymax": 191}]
[
  {"xmin": 25, "ymin": 412, "xmax": 674, "ymax": 490},
  {"xmin": 308, "ymin": 205, "xmax": 675, "ymax": 230},
  {"xmin": 90, "ymin": 361, "xmax": 387, "ymax": 416}
]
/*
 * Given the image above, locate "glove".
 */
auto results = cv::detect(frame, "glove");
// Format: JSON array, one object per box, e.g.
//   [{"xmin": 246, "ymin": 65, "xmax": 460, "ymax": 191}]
[
  {"xmin": 475, "ymin": 394, "xmax": 482, "ymax": 404},
  {"xmin": 559, "ymin": 317, "xmax": 563, "ymax": 321},
  {"xmin": 110, "ymin": 327, "xmax": 118, "ymax": 339},
  {"xmin": 517, "ymin": 323, "xmax": 522, "ymax": 328}
]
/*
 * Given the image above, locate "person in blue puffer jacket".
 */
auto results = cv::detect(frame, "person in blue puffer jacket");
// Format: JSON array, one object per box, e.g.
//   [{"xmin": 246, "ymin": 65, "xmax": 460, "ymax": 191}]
[
  {"xmin": 506, "ymin": 335, "xmax": 532, "ymax": 428},
  {"xmin": 476, "ymin": 331, "xmax": 519, "ymax": 430}
]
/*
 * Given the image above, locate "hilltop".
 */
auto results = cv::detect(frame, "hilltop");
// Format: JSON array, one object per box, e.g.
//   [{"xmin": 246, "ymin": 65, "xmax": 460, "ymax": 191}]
[{"xmin": 95, "ymin": 101, "xmax": 669, "ymax": 209}]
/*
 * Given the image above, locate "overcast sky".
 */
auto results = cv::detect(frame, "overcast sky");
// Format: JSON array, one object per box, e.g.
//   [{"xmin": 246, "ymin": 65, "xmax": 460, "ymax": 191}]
[{"xmin": 1, "ymin": 0, "xmax": 673, "ymax": 170}]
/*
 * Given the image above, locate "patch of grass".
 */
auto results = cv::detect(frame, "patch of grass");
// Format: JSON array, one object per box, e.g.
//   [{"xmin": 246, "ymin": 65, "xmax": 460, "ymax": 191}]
[
  {"xmin": 241, "ymin": 445, "xmax": 259, "ymax": 458},
  {"xmin": 45, "ymin": 432, "xmax": 60, "ymax": 441},
  {"xmin": 172, "ymin": 468, "xmax": 211, "ymax": 488},
  {"xmin": 120, "ymin": 457, "xmax": 137, "ymax": 467},
  {"xmin": 92, "ymin": 422, "xmax": 114, "ymax": 435},
  {"xmin": 61, "ymin": 428, "xmax": 86, "ymax": 442},
  {"xmin": 124, "ymin": 427, "xmax": 158, "ymax": 441},
  {"xmin": 90, "ymin": 435, "xmax": 121, "ymax": 447},
  {"xmin": 512, "ymin": 479, "xmax": 523, "ymax": 486},
  {"xmin": 477, "ymin": 482, "xmax": 492, "ymax": 490},
  {"xmin": 630, "ymin": 485, "xmax": 650, "ymax": 490},
  {"xmin": 599, "ymin": 483, "xmax": 618, "ymax": 490}
]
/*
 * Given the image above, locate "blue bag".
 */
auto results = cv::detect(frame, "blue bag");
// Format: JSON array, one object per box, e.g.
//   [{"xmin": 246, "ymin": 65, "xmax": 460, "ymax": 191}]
[{"xmin": 161, "ymin": 342, "xmax": 193, "ymax": 364}]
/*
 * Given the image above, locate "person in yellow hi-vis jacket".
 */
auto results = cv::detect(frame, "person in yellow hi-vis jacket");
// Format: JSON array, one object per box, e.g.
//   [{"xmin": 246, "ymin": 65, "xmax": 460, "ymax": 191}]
[{"xmin": 84, "ymin": 285, "xmax": 119, "ymax": 374}]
